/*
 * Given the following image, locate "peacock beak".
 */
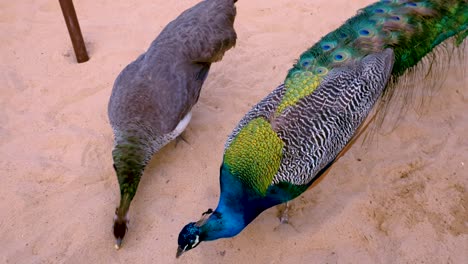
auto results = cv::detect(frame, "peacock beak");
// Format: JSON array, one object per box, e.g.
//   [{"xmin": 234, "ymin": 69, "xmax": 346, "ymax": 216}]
[
  {"xmin": 176, "ymin": 246, "xmax": 185, "ymax": 258},
  {"xmin": 114, "ymin": 238, "xmax": 123, "ymax": 250}
]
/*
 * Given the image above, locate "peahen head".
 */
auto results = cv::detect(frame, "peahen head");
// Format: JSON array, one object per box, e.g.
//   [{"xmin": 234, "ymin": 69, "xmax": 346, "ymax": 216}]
[
  {"xmin": 111, "ymin": 145, "xmax": 145, "ymax": 250},
  {"xmin": 176, "ymin": 208, "xmax": 214, "ymax": 258},
  {"xmin": 113, "ymin": 207, "xmax": 129, "ymax": 249}
]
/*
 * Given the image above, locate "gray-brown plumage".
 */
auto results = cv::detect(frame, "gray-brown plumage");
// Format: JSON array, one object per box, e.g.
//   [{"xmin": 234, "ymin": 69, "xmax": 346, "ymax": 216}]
[{"xmin": 108, "ymin": 0, "xmax": 237, "ymax": 249}]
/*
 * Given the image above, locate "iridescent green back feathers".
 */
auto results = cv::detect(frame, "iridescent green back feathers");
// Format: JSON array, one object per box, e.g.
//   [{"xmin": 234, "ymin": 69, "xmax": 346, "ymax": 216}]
[{"xmin": 283, "ymin": 0, "xmax": 467, "ymax": 114}]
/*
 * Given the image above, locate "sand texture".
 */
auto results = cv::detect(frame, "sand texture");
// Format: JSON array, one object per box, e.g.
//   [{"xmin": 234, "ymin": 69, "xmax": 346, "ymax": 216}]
[{"xmin": 1, "ymin": 0, "xmax": 467, "ymax": 263}]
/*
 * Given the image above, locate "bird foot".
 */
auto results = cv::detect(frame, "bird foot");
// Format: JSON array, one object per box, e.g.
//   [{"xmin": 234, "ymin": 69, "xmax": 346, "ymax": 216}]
[
  {"xmin": 273, "ymin": 202, "xmax": 300, "ymax": 232},
  {"xmin": 277, "ymin": 202, "xmax": 291, "ymax": 224}
]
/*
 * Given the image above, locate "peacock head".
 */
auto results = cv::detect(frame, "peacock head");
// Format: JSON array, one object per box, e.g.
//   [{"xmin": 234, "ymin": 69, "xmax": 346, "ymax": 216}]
[
  {"xmin": 176, "ymin": 208, "xmax": 213, "ymax": 258},
  {"xmin": 113, "ymin": 208, "xmax": 129, "ymax": 250}
]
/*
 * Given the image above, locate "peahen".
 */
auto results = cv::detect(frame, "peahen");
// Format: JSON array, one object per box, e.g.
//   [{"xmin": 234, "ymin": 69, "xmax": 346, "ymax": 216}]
[
  {"xmin": 176, "ymin": 0, "xmax": 467, "ymax": 257},
  {"xmin": 108, "ymin": 0, "xmax": 237, "ymax": 249}
]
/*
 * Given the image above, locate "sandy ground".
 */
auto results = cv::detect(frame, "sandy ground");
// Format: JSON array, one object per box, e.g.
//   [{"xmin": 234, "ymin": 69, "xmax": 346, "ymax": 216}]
[{"xmin": 1, "ymin": 0, "xmax": 467, "ymax": 263}]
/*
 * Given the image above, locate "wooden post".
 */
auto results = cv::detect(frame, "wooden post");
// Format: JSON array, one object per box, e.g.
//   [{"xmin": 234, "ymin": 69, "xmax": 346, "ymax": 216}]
[{"xmin": 59, "ymin": 0, "xmax": 89, "ymax": 63}]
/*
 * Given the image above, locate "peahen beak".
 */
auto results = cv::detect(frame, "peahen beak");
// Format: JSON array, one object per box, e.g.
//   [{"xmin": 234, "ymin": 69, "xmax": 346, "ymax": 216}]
[
  {"xmin": 114, "ymin": 238, "xmax": 122, "ymax": 250},
  {"xmin": 176, "ymin": 246, "xmax": 185, "ymax": 258}
]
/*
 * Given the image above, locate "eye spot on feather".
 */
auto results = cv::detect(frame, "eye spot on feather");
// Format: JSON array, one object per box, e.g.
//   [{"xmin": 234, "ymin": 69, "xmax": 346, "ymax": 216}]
[
  {"xmin": 315, "ymin": 67, "xmax": 328, "ymax": 76},
  {"xmin": 301, "ymin": 60, "xmax": 312, "ymax": 68},
  {"xmin": 321, "ymin": 41, "xmax": 336, "ymax": 52},
  {"xmin": 374, "ymin": 8, "xmax": 385, "ymax": 13},
  {"xmin": 390, "ymin": 15, "xmax": 401, "ymax": 21},
  {"xmin": 332, "ymin": 51, "xmax": 349, "ymax": 62},
  {"xmin": 359, "ymin": 29, "xmax": 371, "ymax": 36},
  {"xmin": 405, "ymin": 2, "xmax": 417, "ymax": 7},
  {"xmin": 292, "ymin": 72, "xmax": 301, "ymax": 78}
]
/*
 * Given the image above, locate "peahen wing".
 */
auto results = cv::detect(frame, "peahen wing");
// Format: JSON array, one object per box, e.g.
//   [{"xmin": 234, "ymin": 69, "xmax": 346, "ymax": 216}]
[
  {"xmin": 272, "ymin": 49, "xmax": 395, "ymax": 186},
  {"xmin": 155, "ymin": 0, "xmax": 237, "ymax": 64}
]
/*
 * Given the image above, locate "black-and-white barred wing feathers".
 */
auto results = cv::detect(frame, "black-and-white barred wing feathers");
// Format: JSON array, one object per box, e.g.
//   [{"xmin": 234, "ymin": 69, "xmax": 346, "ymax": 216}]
[
  {"xmin": 224, "ymin": 84, "xmax": 287, "ymax": 152},
  {"xmin": 272, "ymin": 49, "xmax": 395, "ymax": 186}
]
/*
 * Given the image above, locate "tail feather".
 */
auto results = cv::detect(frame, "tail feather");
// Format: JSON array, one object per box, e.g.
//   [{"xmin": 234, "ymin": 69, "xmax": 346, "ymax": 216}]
[
  {"xmin": 364, "ymin": 36, "xmax": 466, "ymax": 143},
  {"xmin": 282, "ymin": 0, "xmax": 466, "ymax": 141}
]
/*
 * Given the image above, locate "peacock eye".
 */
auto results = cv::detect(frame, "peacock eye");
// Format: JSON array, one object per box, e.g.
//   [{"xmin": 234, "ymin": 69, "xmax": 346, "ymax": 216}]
[{"xmin": 202, "ymin": 208, "xmax": 213, "ymax": 216}]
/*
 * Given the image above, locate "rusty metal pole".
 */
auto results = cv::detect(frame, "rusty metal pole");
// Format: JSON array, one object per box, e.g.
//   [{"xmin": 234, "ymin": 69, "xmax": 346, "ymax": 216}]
[{"xmin": 59, "ymin": 0, "xmax": 89, "ymax": 63}]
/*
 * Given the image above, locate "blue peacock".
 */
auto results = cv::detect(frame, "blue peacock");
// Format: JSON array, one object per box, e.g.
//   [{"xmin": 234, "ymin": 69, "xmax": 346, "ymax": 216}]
[{"xmin": 176, "ymin": 0, "xmax": 467, "ymax": 257}]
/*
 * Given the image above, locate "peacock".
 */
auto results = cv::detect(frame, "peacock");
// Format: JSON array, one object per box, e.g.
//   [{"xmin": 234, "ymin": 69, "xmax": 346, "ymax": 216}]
[
  {"xmin": 108, "ymin": 0, "xmax": 237, "ymax": 249},
  {"xmin": 176, "ymin": 0, "xmax": 467, "ymax": 257}
]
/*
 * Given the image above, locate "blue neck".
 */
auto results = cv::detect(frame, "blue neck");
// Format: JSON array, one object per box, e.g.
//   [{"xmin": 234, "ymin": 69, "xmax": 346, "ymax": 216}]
[{"xmin": 200, "ymin": 164, "xmax": 289, "ymax": 241}]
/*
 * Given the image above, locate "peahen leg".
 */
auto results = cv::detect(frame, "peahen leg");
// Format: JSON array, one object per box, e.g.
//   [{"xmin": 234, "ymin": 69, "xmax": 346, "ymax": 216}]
[
  {"xmin": 175, "ymin": 132, "xmax": 190, "ymax": 148},
  {"xmin": 173, "ymin": 112, "xmax": 192, "ymax": 148}
]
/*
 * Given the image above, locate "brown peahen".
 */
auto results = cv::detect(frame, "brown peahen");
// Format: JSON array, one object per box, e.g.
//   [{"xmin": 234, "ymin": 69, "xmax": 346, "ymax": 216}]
[{"xmin": 108, "ymin": 0, "xmax": 238, "ymax": 249}]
